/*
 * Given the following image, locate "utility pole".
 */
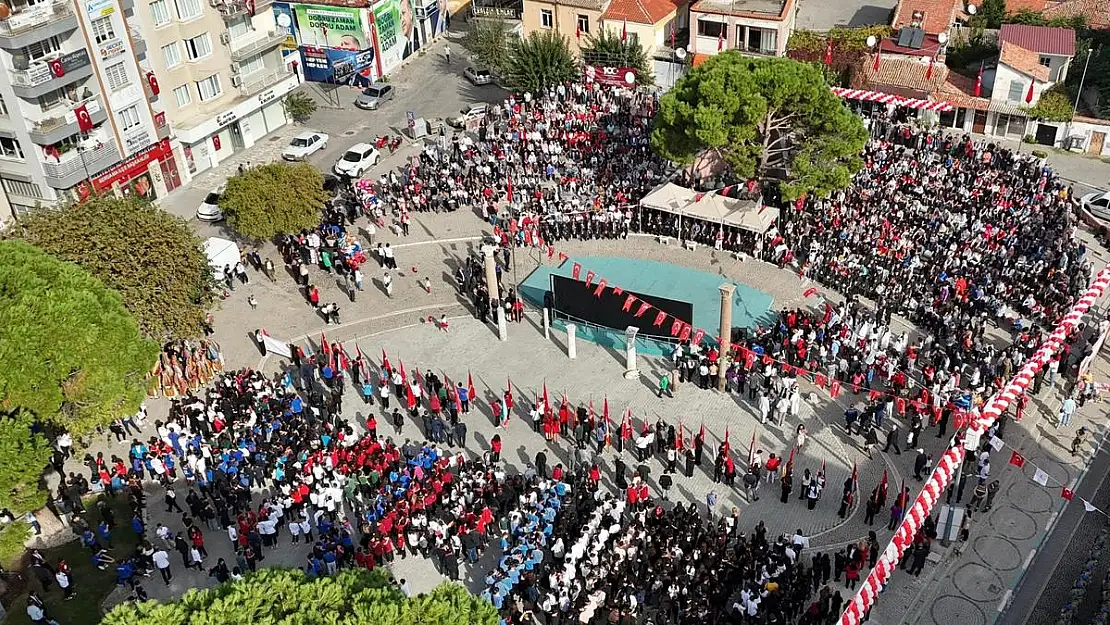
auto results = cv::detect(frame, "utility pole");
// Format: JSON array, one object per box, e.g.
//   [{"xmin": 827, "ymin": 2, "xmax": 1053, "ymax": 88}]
[{"xmin": 1065, "ymin": 44, "xmax": 1099, "ymax": 143}]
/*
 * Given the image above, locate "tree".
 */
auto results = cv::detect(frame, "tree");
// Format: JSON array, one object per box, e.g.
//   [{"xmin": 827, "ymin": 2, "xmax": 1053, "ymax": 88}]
[
  {"xmin": 0, "ymin": 241, "xmax": 159, "ymax": 437},
  {"xmin": 970, "ymin": 0, "xmax": 1006, "ymax": 29},
  {"xmin": 100, "ymin": 568, "xmax": 499, "ymax": 625},
  {"xmin": 504, "ymin": 30, "xmax": 578, "ymax": 94},
  {"xmin": 219, "ymin": 162, "xmax": 328, "ymax": 242},
  {"xmin": 0, "ymin": 409, "xmax": 53, "ymax": 516},
  {"xmin": 651, "ymin": 53, "xmax": 867, "ymax": 199},
  {"xmin": 1023, "ymin": 87, "xmax": 1075, "ymax": 122},
  {"xmin": 283, "ymin": 92, "xmax": 318, "ymax": 123},
  {"xmin": 463, "ymin": 18, "xmax": 513, "ymax": 73},
  {"xmin": 579, "ymin": 29, "xmax": 654, "ymax": 86},
  {"xmin": 6, "ymin": 196, "xmax": 214, "ymax": 339}
]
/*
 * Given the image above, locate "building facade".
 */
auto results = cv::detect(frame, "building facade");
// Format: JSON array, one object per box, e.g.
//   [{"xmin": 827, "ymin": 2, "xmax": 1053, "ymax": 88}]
[
  {"xmin": 687, "ymin": 0, "xmax": 795, "ymax": 65},
  {"xmin": 521, "ymin": 0, "xmax": 605, "ymax": 55}
]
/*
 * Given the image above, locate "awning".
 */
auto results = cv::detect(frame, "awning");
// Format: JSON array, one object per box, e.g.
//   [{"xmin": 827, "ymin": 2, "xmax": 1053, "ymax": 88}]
[
  {"xmin": 831, "ymin": 87, "xmax": 954, "ymax": 112},
  {"xmin": 639, "ymin": 183, "xmax": 779, "ymax": 234}
]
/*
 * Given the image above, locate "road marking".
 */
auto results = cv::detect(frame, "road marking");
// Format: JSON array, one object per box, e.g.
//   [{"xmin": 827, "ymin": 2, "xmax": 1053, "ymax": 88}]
[
  {"xmin": 1046, "ymin": 511, "xmax": 1058, "ymax": 532},
  {"xmin": 997, "ymin": 588, "xmax": 1013, "ymax": 612},
  {"xmin": 1022, "ymin": 549, "xmax": 1036, "ymax": 572}
]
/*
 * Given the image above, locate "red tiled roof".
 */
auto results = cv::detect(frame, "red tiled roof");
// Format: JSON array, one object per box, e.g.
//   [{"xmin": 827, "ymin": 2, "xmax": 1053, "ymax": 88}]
[
  {"xmin": 853, "ymin": 54, "xmax": 949, "ymax": 98},
  {"xmin": 936, "ymin": 72, "xmax": 991, "ymax": 109},
  {"xmin": 890, "ymin": 0, "xmax": 961, "ymax": 35},
  {"xmin": 602, "ymin": 0, "xmax": 678, "ymax": 24},
  {"xmin": 878, "ymin": 32, "xmax": 945, "ymax": 57},
  {"xmin": 1006, "ymin": 0, "xmax": 1049, "ymax": 11},
  {"xmin": 998, "ymin": 24, "xmax": 1076, "ymax": 56},
  {"xmin": 999, "ymin": 41, "xmax": 1052, "ymax": 81},
  {"xmin": 1043, "ymin": 0, "xmax": 1110, "ymax": 28}
]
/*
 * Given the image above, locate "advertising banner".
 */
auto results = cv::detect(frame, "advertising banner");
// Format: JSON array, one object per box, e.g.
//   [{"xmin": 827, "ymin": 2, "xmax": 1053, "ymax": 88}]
[
  {"xmin": 290, "ymin": 4, "xmax": 376, "ymax": 85},
  {"xmin": 294, "ymin": 4, "xmax": 367, "ymax": 49},
  {"xmin": 298, "ymin": 45, "xmax": 376, "ymax": 85},
  {"xmin": 372, "ymin": 0, "xmax": 413, "ymax": 73},
  {"xmin": 272, "ymin": 3, "xmax": 299, "ymax": 56}
]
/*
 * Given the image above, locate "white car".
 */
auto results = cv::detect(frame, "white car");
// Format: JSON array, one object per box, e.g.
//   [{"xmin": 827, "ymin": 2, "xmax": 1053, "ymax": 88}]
[
  {"xmin": 333, "ymin": 143, "xmax": 380, "ymax": 178},
  {"xmin": 196, "ymin": 190, "xmax": 223, "ymax": 221},
  {"xmin": 282, "ymin": 131, "xmax": 329, "ymax": 160},
  {"xmin": 448, "ymin": 103, "xmax": 488, "ymax": 128},
  {"xmin": 1080, "ymin": 190, "xmax": 1110, "ymax": 221}
]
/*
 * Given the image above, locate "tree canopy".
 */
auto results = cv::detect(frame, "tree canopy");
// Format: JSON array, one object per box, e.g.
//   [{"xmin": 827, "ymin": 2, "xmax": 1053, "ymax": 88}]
[
  {"xmin": 1023, "ymin": 87, "xmax": 1074, "ymax": 122},
  {"xmin": 101, "ymin": 568, "xmax": 498, "ymax": 625},
  {"xmin": 0, "ymin": 409, "xmax": 52, "ymax": 515},
  {"xmin": 6, "ymin": 196, "xmax": 214, "ymax": 340},
  {"xmin": 219, "ymin": 162, "xmax": 328, "ymax": 242},
  {"xmin": 463, "ymin": 18, "xmax": 513, "ymax": 74},
  {"xmin": 651, "ymin": 53, "xmax": 867, "ymax": 199},
  {"xmin": 504, "ymin": 30, "xmax": 578, "ymax": 95},
  {"xmin": 580, "ymin": 29, "xmax": 653, "ymax": 86},
  {"xmin": 0, "ymin": 241, "xmax": 159, "ymax": 436}
]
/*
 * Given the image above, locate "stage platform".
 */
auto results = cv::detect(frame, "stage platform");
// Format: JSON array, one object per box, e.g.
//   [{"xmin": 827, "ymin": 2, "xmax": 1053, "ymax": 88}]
[{"xmin": 518, "ymin": 256, "xmax": 776, "ymax": 356}]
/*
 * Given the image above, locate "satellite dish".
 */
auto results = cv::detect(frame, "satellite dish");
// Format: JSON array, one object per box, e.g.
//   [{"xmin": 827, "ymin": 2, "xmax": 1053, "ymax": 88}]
[
  {"xmin": 675, "ymin": 47, "xmax": 687, "ymax": 60},
  {"xmin": 866, "ymin": 35, "xmax": 877, "ymax": 47},
  {"xmin": 967, "ymin": 3, "xmax": 977, "ymax": 14},
  {"xmin": 937, "ymin": 32, "xmax": 948, "ymax": 44},
  {"xmin": 276, "ymin": 12, "xmax": 291, "ymax": 27}
]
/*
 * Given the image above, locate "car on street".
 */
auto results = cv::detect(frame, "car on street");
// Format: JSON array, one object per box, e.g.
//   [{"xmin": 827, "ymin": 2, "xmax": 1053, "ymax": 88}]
[
  {"xmin": 464, "ymin": 66, "xmax": 493, "ymax": 85},
  {"xmin": 355, "ymin": 83, "xmax": 394, "ymax": 110},
  {"xmin": 1080, "ymin": 190, "xmax": 1110, "ymax": 221},
  {"xmin": 196, "ymin": 190, "xmax": 224, "ymax": 221},
  {"xmin": 282, "ymin": 131, "xmax": 329, "ymax": 160},
  {"xmin": 333, "ymin": 143, "xmax": 381, "ymax": 178},
  {"xmin": 448, "ymin": 103, "xmax": 489, "ymax": 128}
]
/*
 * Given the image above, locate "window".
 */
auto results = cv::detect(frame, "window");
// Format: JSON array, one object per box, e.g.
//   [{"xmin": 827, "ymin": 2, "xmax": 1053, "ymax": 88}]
[
  {"xmin": 184, "ymin": 33, "xmax": 212, "ymax": 60},
  {"xmin": 149, "ymin": 0, "xmax": 171, "ymax": 25},
  {"xmin": 118, "ymin": 105, "xmax": 141, "ymax": 131},
  {"xmin": 37, "ymin": 89, "xmax": 64, "ymax": 110},
  {"xmin": 196, "ymin": 74, "xmax": 221, "ymax": 101},
  {"xmin": 228, "ymin": 16, "xmax": 252, "ymax": 40},
  {"xmin": 697, "ymin": 19, "xmax": 724, "ymax": 39},
  {"xmin": 0, "ymin": 95, "xmax": 8, "ymax": 117},
  {"xmin": 105, "ymin": 61, "xmax": 128, "ymax": 90},
  {"xmin": 21, "ymin": 36, "xmax": 61, "ymax": 61},
  {"xmin": 747, "ymin": 27, "xmax": 776, "ymax": 54},
  {"xmin": 1007, "ymin": 80, "xmax": 1025, "ymax": 102},
  {"xmin": 540, "ymin": 8, "xmax": 552, "ymax": 28},
  {"xmin": 173, "ymin": 0, "xmax": 201, "ymax": 20},
  {"xmin": 91, "ymin": 16, "xmax": 116, "ymax": 44},
  {"xmin": 2, "ymin": 178, "xmax": 42, "ymax": 198},
  {"xmin": 238, "ymin": 53, "xmax": 264, "ymax": 76},
  {"xmin": 173, "ymin": 84, "xmax": 191, "ymax": 107},
  {"xmin": 576, "ymin": 14, "xmax": 589, "ymax": 35},
  {"xmin": 0, "ymin": 137, "xmax": 25, "ymax": 160},
  {"xmin": 1039, "ymin": 55, "xmax": 1051, "ymax": 67},
  {"xmin": 161, "ymin": 41, "xmax": 181, "ymax": 68}
]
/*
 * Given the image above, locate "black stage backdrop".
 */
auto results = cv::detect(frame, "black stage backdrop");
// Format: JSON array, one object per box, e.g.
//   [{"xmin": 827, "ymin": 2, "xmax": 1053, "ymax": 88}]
[{"xmin": 550, "ymin": 274, "xmax": 693, "ymax": 339}]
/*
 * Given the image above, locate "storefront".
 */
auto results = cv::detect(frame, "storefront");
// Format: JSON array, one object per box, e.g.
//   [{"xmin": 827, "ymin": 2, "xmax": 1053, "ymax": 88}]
[
  {"xmin": 175, "ymin": 74, "xmax": 299, "ymax": 179},
  {"xmin": 76, "ymin": 138, "xmax": 180, "ymax": 201}
]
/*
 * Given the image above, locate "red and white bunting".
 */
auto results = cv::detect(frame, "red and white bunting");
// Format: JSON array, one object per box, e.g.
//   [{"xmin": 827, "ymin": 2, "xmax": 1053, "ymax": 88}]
[{"xmin": 829, "ymin": 87, "xmax": 954, "ymax": 112}]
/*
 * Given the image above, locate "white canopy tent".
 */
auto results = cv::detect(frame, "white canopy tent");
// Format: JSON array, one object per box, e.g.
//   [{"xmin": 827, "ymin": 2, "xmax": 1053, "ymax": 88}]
[
  {"xmin": 203, "ymin": 237, "xmax": 240, "ymax": 271},
  {"xmin": 639, "ymin": 183, "xmax": 778, "ymax": 234}
]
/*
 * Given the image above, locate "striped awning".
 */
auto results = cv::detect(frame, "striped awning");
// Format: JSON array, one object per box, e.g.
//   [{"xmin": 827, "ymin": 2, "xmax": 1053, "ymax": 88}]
[{"xmin": 831, "ymin": 87, "xmax": 954, "ymax": 112}]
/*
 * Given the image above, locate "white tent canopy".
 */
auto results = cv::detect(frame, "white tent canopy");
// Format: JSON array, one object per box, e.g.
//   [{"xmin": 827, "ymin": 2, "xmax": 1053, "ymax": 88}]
[
  {"xmin": 203, "ymin": 237, "xmax": 240, "ymax": 271},
  {"xmin": 639, "ymin": 183, "xmax": 779, "ymax": 234}
]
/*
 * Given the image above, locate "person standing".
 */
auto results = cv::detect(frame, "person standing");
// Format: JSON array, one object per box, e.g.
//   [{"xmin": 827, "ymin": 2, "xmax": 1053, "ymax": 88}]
[
  {"xmin": 153, "ymin": 547, "xmax": 172, "ymax": 585},
  {"xmin": 1059, "ymin": 394, "xmax": 1078, "ymax": 427}
]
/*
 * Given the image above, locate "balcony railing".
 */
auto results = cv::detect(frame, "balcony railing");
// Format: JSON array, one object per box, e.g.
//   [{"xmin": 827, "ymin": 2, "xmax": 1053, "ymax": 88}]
[
  {"xmin": 42, "ymin": 139, "xmax": 120, "ymax": 179},
  {"xmin": 0, "ymin": 0, "xmax": 74, "ymax": 37},
  {"xmin": 236, "ymin": 69, "xmax": 285, "ymax": 97},
  {"xmin": 10, "ymin": 49, "xmax": 92, "ymax": 89},
  {"xmin": 211, "ymin": 0, "xmax": 273, "ymax": 19},
  {"xmin": 230, "ymin": 28, "xmax": 287, "ymax": 61},
  {"xmin": 28, "ymin": 95, "xmax": 101, "ymax": 135}
]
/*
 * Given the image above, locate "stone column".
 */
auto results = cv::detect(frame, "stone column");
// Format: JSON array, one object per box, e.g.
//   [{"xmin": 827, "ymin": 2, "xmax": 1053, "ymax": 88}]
[
  {"xmin": 543, "ymin": 307, "xmax": 551, "ymax": 340},
  {"xmin": 718, "ymin": 284, "xmax": 735, "ymax": 391},
  {"xmin": 567, "ymin": 323, "xmax": 578, "ymax": 359},
  {"xmin": 482, "ymin": 246, "xmax": 505, "ymax": 341},
  {"xmin": 624, "ymin": 326, "xmax": 639, "ymax": 379}
]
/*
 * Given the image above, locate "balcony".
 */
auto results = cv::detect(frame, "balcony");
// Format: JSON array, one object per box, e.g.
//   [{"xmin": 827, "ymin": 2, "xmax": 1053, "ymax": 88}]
[
  {"xmin": 211, "ymin": 0, "xmax": 274, "ymax": 20},
  {"xmin": 42, "ymin": 140, "xmax": 121, "ymax": 190},
  {"xmin": 120, "ymin": 0, "xmax": 134, "ymax": 11},
  {"xmin": 28, "ymin": 96, "xmax": 108, "ymax": 145},
  {"xmin": 235, "ymin": 69, "xmax": 284, "ymax": 97},
  {"xmin": 0, "ymin": 1, "xmax": 78, "ymax": 49},
  {"xmin": 130, "ymin": 27, "xmax": 147, "ymax": 57},
  {"xmin": 9, "ymin": 49, "xmax": 94, "ymax": 100},
  {"xmin": 229, "ymin": 28, "xmax": 286, "ymax": 61}
]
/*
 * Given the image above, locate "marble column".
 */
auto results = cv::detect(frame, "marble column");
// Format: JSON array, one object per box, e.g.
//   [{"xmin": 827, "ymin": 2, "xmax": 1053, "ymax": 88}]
[
  {"xmin": 624, "ymin": 326, "xmax": 639, "ymax": 379},
  {"xmin": 567, "ymin": 323, "xmax": 578, "ymax": 359},
  {"xmin": 718, "ymin": 284, "xmax": 735, "ymax": 391},
  {"xmin": 483, "ymin": 246, "xmax": 506, "ymax": 341}
]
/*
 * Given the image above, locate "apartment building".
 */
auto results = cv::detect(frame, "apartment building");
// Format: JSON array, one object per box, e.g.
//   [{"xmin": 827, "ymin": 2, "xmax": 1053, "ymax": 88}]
[
  {"xmin": 129, "ymin": 0, "xmax": 296, "ymax": 179},
  {"xmin": 0, "ymin": 0, "xmax": 172, "ymax": 219}
]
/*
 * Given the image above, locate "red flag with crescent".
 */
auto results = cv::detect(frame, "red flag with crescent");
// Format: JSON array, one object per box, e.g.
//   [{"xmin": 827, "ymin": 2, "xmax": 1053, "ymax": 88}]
[
  {"xmin": 622, "ymin": 295, "xmax": 636, "ymax": 312},
  {"xmin": 75, "ymin": 104, "xmax": 94, "ymax": 132},
  {"xmin": 653, "ymin": 311, "xmax": 666, "ymax": 327},
  {"xmin": 634, "ymin": 301, "xmax": 651, "ymax": 318}
]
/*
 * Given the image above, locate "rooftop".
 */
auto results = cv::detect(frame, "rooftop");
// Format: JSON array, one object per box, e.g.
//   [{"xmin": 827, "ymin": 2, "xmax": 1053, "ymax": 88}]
[
  {"xmin": 890, "ymin": 0, "xmax": 961, "ymax": 35},
  {"xmin": 998, "ymin": 23, "xmax": 1076, "ymax": 56},
  {"xmin": 999, "ymin": 41, "xmax": 1051, "ymax": 81},
  {"xmin": 853, "ymin": 54, "xmax": 949, "ymax": 98},
  {"xmin": 1005, "ymin": 0, "xmax": 1049, "ymax": 11},
  {"xmin": 1043, "ymin": 0, "xmax": 1110, "ymax": 28},
  {"xmin": 602, "ymin": 0, "xmax": 678, "ymax": 24},
  {"xmin": 690, "ymin": 0, "xmax": 790, "ymax": 18},
  {"xmin": 878, "ymin": 31, "xmax": 946, "ymax": 57}
]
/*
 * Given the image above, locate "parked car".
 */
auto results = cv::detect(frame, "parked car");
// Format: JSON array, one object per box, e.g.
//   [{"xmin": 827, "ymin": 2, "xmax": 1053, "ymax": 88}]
[
  {"xmin": 464, "ymin": 66, "xmax": 493, "ymax": 85},
  {"xmin": 355, "ymin": 83, "xmax": 394, "ymax": 110},
  {"xmin": 1080, "ymin": 190, "xmax": 1110, "ymax": 221},
  {"xmin": 333, "ymin": 142, "xmax": 381, "ymax": 178},
  {"xmin": 282, "ymin": 131, "xmax": 329, "ymax": 160},
  {"xmin": 196, "ymin": 190, "xmax": 223, "ymax": 221},
  {"xmin": 448, "ymin": 103, "xmax": 489, "ymax": 128}
]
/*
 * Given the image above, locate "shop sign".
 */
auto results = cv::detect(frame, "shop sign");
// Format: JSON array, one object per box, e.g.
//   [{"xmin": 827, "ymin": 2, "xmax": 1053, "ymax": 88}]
[
  {"xmin": 100, "ymin": 39, "xmax": 125, "ymax": 61},
  {"xmin": 92, "ymin": 138, "xmax": 169, "ymax": 192}
]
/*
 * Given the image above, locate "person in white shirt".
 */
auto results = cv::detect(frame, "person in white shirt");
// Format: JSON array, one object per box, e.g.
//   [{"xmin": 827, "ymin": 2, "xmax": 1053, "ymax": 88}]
[{"xmin": 153, "ymin": 548, "xmax": 172, "ymax": 584}]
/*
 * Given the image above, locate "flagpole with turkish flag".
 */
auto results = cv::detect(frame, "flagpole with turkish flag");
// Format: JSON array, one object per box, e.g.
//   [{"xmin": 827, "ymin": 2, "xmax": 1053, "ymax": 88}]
[
  {"xmin": 872, "ymin": 45, "xmax": 881, "ymax": 72},
  {"xmin": 1025, "ymin": 80, "xmax": 1035, "ymax": 103},
  {"xmin": 925, "ymin": 54, "xmax": 935, "ymax": 80},
  {"xmin": 747, "ymin": 429, "xmax": 756, "ymax": 469},
  {"xmin": 676, "ymin": 421, "xmax": 684, "ymax": 450},
  {"xmin": 603, "ymin": 396, "xmax": 611, "ymax": 447},
  {"xmin": 467, "ymin": 371, "xmax": 476, "ymax": 405},
  {"xmin": 823, "ymin": 39, "xmax": 833, "ymax": 66},
  {"xmin": 382, "ymin": 348, "xmax": 391, "ymax": 375},
  {"xmin": 621, "ymin": 18, "xmax": 627, "ymax": 41},
  {"xmin": 723, "ymin": 427, "xmax": 730, "ymax": 456},
  {"xmin": 974, "ymin": 61, "xmax": 984, "ymax": 97},
  {"xmin": 542, "ymin": 382, "xmax": 550, "ymax": 414}
]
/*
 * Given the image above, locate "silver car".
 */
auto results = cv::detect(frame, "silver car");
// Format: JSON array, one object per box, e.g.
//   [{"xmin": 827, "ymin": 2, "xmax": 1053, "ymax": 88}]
[
  {"xmin": 464, "ymin": 66, "xmax": 493, "ymax": 85},
  {"xmin": 355, "ymin": 83, "xmax": 394, "ymax": 110}
]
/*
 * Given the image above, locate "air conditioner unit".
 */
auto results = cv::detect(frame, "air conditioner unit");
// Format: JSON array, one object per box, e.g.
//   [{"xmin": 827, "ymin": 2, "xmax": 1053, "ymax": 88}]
[
  {"xmin": 230, "ymin": 62, "xmax": 240, "ymax": 74},
  {"xmin": 219, "ymin": 32, "xmax": 231, "ymax": 45},
  {"xmin": 230, "ymin": 75, "xmax": 242, "ymax": 87}
]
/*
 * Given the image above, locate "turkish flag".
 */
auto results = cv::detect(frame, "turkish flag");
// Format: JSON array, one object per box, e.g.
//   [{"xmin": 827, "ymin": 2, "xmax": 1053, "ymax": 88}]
[
  {"xmin": 692, "ymin": 329, "xmax": 705, "ymax": 345},
  {"xmin": 75, "ymin": 104, "xmax": 94, "ymax": 132},
  {"xmin": 830, "ymin": 380, "xmax": 841, "ymax": 399},
  {"xmin": 571, "ymin": 262, "xmax": 582, "ymax": 280},
  {"xmin": 49, "ymin": 58, "xmax": 64, "ymax": 77},
  {"xmin": 652, "ymin": 311, "xmax": 666, "ymax": 327},
  {"xmin": 622, "ymin": 294, "xmax": 636, "ymax": 312},
  {"xmin": 146, "ymin": 72, "xmax": 160, "ymax": 96},
  {"xmin": 670, "ymin": 318, "xmax": 683, "ymax": 336},
  {"xmin": 679, "ymin": 324, "xmax": 691, "ymax": 342},
  {"xmin": 546, "ymin": 245, "xmax": 555, "ymax": 258},
  {"xmin": 823, "ymin": 39, "xmax": 833, "ymax": 66},
  {"xmin": 1009, "ymin": 451, "xmax": 1025, "ymax": 468},
  {"xmin": 814, "ymin": 373, "xmax": 827, "ymax": 388},
  {"xmin": 585, "ymin": 270, "xmax": 595, "ymax": 288},
  {"xmin": 1025, "ymin": 81, "xmax": 1035, "ymax": 103},
  {"xmin": 634, "ymin": 301, "xmax": 650, "ymax": 318},
  {"xmin": 744, "ymin": 350, "xmax": 755, "ymax": 370},
  {"xmin": 212, "ymin": 135, "xmax": 221, "ymax": 151},
  {"xmin": 896, "ymin": 398, "xmax": 906, "ymax": 414},
  {"xmin": 593, "ymin": 279, "xmax": 607, "ymax": 297},
  {"xmin": 1062, "ymin": 487, "xmax": 1075, "ymax": 501}
]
